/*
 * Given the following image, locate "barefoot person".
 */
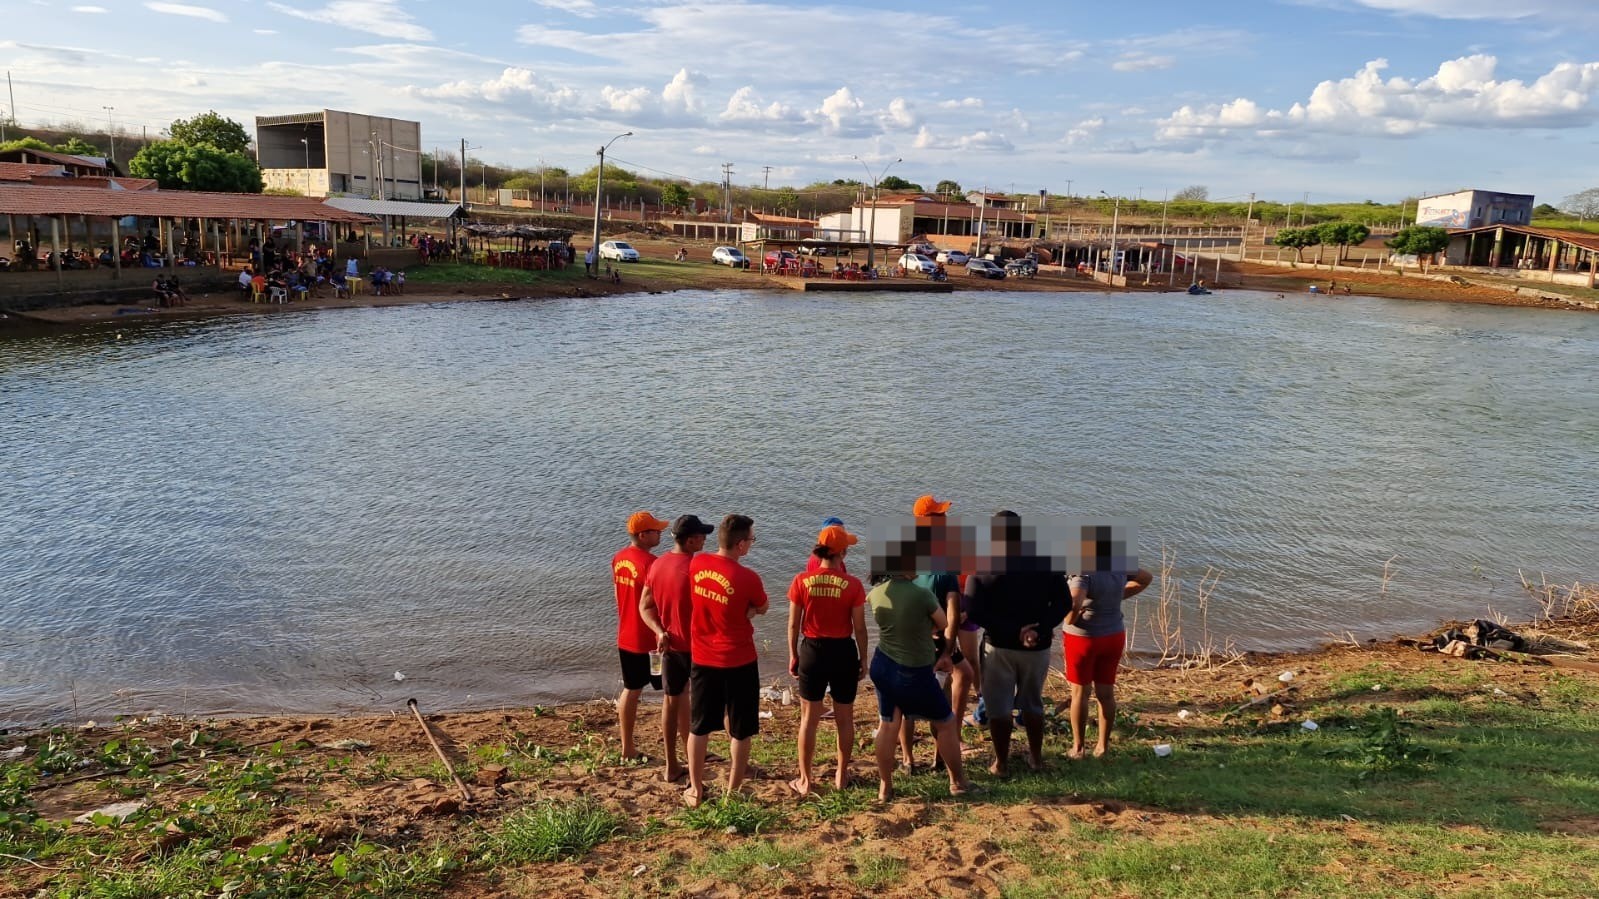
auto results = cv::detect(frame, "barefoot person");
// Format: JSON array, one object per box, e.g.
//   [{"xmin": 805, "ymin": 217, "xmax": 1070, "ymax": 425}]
[
  {"xmin": 902, "ymin": 494, "xmax": 978, "ymax": 773},
  {"xmin": 1064, "ymin": 528, "xmax": 1153, "ymax": 759},
  {"xmin": 868, "ymin": 548, "xmax": 974, "ymax": 802},
  {"xmin": 786, "ymin": 524, "xmax": 869, "ymax": 796},
  {"xmin": 640, "ymin": 514, "xmax": 716, "ymax": 783},
  {"xmin": 684, "ymin": 514, "xmax": 769, "ymax": 807},
  {"xmin": 964, "ymin": 511, "xmax": 1070, "ymax": 776},
  {"xmin": 612, "ymin": 511, "xmax": 671, "ymax": 760}
]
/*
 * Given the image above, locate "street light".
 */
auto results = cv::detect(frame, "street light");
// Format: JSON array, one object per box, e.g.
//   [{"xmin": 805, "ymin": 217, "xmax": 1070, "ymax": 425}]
[
  {"xmin": 102, "ymin": 106, "xmax": 115, "ymax": 163},
  {"xmin": 591, "ymin": 131, "xmax": 632, "ymax": 268},
  {"xmin": 851, "ymin": 154, "xmax": 901, "ymax": 269}
]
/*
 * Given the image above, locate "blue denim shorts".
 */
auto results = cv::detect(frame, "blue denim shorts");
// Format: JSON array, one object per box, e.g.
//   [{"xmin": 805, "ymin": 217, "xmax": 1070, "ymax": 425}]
[{"xmin": 870, "ymin": 649, "xmax": 952, "ymax": 723}]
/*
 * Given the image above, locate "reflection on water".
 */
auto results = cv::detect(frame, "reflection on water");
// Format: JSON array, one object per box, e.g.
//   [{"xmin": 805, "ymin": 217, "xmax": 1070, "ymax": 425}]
[{"xmin": 2, "ymin": 290, "xmax": 1596, "ymax": 725}]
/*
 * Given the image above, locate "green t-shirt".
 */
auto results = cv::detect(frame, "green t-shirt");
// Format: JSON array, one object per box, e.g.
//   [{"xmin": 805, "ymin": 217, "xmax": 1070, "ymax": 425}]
[{"xmin": 869, "ymin": 577, "xmax": 941, "ymax": 668}]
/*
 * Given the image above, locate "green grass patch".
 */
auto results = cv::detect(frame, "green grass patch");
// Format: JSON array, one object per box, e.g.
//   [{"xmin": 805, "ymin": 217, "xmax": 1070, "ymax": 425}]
[
  {"xmin": 401, "ymin": 261, "xmax": 587, "ymax": 286},
  {"xmin": 850, "ymin": 848, "xmax": 908, "ymax": 889},
  {"xmin": 494, "ymin": 797, "xmax": 622, "ymax": 863},
  {"xmin": 678, "ymin": 792, "xmax": 786, "ymax": 835},
  {"xmin": 687, "ymin": 838, "xmax": 815, "ymax": 886}
]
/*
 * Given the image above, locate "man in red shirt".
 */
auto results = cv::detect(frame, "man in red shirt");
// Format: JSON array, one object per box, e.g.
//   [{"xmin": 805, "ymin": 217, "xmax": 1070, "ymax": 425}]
[
  {"xmin": 639, "ymin": 514, "xmax": 715, "ymax": 784},
  {"xmin": 612, "ymin": 510, "xmax": 670, "ymax": 760},
  {"xmin": 786, "ymin": 524, "xmax": 868, "ymax": 796},
  {"xmin": 684, "ymin": 514, "xmax": 768, "ymax": 807}
]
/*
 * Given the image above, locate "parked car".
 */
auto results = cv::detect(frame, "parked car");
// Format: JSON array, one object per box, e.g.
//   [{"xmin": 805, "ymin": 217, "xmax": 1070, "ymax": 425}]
[
  {"xmin": 711, "ymin": 246, "xmax": 749, "ymax": 268},
  {"xmin": 935, "ymin": 249, "xmax": 969, "ymax": 265},
  {"xmin": 598, "ymin": 240, "xmax": 639, "ymax": 262},
  {"xmin": 797, "ymin": 242, "xmax": 833, "ymax": 256},
  {"xmin": 908, "ymin": 242, "xmax": 937, "ymax": 257},
  {"xmin": 966, "ymin": 259, "xmax": 1006, "ymax": 280},
  {"xmin": 1005, "ymin": 258, "xmax": 1038, "ymax": 277},
  {"xmin": 763, "ymin": 249, "xmax": 798, "ymax": 269},
  {"xmin": 897, "ymin": 252, "xmax": 938, "ymax": 275}
]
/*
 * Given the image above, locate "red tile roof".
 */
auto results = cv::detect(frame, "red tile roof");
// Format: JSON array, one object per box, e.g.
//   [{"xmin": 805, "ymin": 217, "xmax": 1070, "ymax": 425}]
[
  {"xmin": 0, "ymin": 162, "xmax": 67, "ymax": 181},
  {"xmin": 0, "ymin": 184, "xmax": 374, "ymax": 223}
]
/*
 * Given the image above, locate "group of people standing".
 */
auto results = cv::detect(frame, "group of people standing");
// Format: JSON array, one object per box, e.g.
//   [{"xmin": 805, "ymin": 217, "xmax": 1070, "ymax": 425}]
[{"xmin": 610, "ymin": 498, "xmax": 1153, "ymax": 807}]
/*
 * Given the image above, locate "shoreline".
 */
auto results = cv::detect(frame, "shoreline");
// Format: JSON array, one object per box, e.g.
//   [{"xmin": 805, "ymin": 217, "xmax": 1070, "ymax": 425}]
[{"xmin": 4, "ymin": 603, "xmax": 1595, "ymax": 897}]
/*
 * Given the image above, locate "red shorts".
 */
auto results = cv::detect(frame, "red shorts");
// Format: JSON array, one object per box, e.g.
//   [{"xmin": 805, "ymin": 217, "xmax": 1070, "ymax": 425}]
[{"xmin": 1063, "ymin": 632, "xmax": 1126, "ymax": 685}]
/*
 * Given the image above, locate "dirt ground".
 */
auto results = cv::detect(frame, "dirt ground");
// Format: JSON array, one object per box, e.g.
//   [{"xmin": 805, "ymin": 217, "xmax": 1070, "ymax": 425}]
[{"xmin": 9, "ymin": 610, "xmax": 1597, "ymax": 898}]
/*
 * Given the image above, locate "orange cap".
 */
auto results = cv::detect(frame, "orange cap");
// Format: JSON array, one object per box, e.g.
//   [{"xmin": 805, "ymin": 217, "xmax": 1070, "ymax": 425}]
[
  {"xmin": 913, "ymin": 494, "xmax": 952, "ymax": 517},
  {"xmin": 627, "ymin": 511, "xmax": 672, "ymax": 535},
  {"xmin": 817, "ymin": 525, "xmax": 859, "ymax": 555}
]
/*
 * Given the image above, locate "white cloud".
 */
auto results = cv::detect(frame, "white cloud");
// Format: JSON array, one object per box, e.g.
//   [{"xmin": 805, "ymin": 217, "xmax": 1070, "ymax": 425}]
[
  {"xmin": 144, "ymin": 2, "xmax": 227, "ymax": 23},
  {"xmin": 938, "ymin": 97, "xmax": 984, "ymax": 109},
  {"xmin": 883, "ymin": 97, "xmax": 918, "ymax": 130},
  {"xmin": 816, "ymin": 86, "xmax": 866, "ymax": 135},
  {"xmin": 71, "ymin": 5, "xmax": 108, "ymax": 12},
  {"xmin": 532, "ymin": 0, "xmax": 597, "ymax": 16},
  {"xmin": 720, "ymin": 86, "xmax": 799, "ymax": 123},
  {"xmin": 661, "ymin": 68, "xmax": 706, "ymax": 115},
  {"xmin": 912, "ymin": 126, "xmax": 1014, "ymax": 152},
  {"xmin": 1112, "ymin": 54, "xmax": 1175, "ymax": 73},
  {"xmin": 254, "ymin": 28, "xmax": 278, "ymax": 35},
  {"xmin": 601, "ymin": 85, "xmax": 651, "ymax": 114},
  {"xmin": 1159, "ymin": 55, "xmax": 1599, "ymax": 141},
  {"xmin": 1064, "ymin": 116, "xmax": 1105, "ymax": 146},
  {"xmin": 266, "ymin": 1, "xmax": 433, "ymax": 42},
  {"xmin": 691, "ymin": 145, "xmax": 718, "ymax": 156},
  {"xmin": 1344, "ymin": 0, "xmax": 1599, "ymax": 21},
  {"xmin": 409, "ymin": 67, "xmax": 580, "ymax": 113}
]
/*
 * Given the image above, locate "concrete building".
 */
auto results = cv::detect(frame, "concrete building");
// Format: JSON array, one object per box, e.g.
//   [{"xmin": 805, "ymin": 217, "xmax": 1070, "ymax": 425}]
[
  {"xmin": 1414, "ymin": 189, "xmax": 1534, "ymax": 230},
  {"xmin": 817, "ymin": 194, "xmax": 1037, "ymax": 250},
  {"xmin": 255, "ymin": 110, "xmax": 422, "ymax": 200}
]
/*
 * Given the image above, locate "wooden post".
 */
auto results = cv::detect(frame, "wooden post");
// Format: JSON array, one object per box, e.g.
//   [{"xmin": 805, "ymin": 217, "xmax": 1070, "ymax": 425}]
[
  {"xmin": 51, "ymin": 216, "xmax": 63, "ymax": 288},
  {"xmin": 1490, "ymin": 227, "xmax": 1503, "ymax": 269},
  {"xmin": 1548, "ymin": 239, "xmax": 1560, "ymax": 280},
  {"xmin": 111, "ymin": 217, "xmax": 121, "ymax": 280}
]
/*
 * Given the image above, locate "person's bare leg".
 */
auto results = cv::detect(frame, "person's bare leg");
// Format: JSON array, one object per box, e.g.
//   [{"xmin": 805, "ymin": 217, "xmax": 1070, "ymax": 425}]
[
  {"xmin": 987, "ymin": 714, "xmax": 1013, "ymax": 777},
  {"xmin": 791, "ymin": 700, "xmax": 821, "ymax": 796},
  {"xmin": 950, "ymin": 660, "xmax": 976, "ymax": 744},
  {"xmin": 874, "ymin": 713, "xmax": 902, "ymax": 802},
  {"xmin": 932, "ymin": 717, "xmax": 973, "ymax": 795},
  {"xmin": 834, "ymin": 702, "xmax": 855, "ymax": 789},
  {"xmin": 728, "ymin": 736, "xmax": 752, "ymax": 794},
  {"xmin": 1022, "ymin": 711, "xmax": 1046, "ymax": 770},
  {"xmin": 898, "ymin": 718, "xmax": 917, "ymax": 774},
  {"xmin": 662, "ymin": 694, "xmax": 685, "ymax": 782},
  {"xmin": 1068, "ymin": 681, "xmax": 1091, "ymax": 759},
  {"xmin": 1093, "ymin": 683, "xmax": 1117, "ymax": 757},
  {"xmin": 616, "ymin": 688, "xmax": 642, "ymax": 759},
  {"xmin": 684, "ymin": 733, "xmax": 708, "ymax": 807}
]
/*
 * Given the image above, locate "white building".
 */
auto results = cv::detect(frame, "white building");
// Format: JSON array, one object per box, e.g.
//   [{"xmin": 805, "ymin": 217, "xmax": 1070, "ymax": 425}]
[
  {"xmin": 1415, "ymin": 189, "xmax": 1534, "ymax": 230},
  {"xmin": 255, "ymin": 110, "xmax": 423, "ymax": 200}
]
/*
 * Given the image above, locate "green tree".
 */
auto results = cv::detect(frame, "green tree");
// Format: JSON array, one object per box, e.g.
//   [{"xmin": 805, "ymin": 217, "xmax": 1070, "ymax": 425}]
[
  {"xmin": 572, "ymin": 164, "xmax": 639, "ymax": 200},
  {"xmin": 659, "ymin": 182, "xmax": 691, "ymax": 210},
  {"xmin": 772, "ymin": 187, "xmax": 800, "ymax": 213},
  {"xmin": 1533, "ymin": 203, "xmax": 1563, "ymax": 219},
  {"xmin": 935, "ymin": 179, "xmax": 962, "ymax": 197},
  {"xmin": 128, "ymin": 141, "xmax": 264, "ymax": 192},
  {"xmin": 168, "ymin": 110, "xmax": 252, "ymax": 155},
  {"xmin": 1314, "ymin": 221, "xmax": 1371, "ymax": 263},
  {"xmin": 54, "ymin": 137, "xmax": 105, "ymax": 156},
  {"xmin": 1385, "ymin": 226, "xmax": 1451, "ymax": 272},
  {"xmin": 1173, "ymin": 184, "xmax": 1209, "ymax": 201},
  {"xmin": 0, "ymin": 136, "xmax": 54, "ymax": 153},
  {"xmin": 1272, "ymin": 226, "xmax": 1320, "ymax": 263},
  {"xmin": 877, "ymin": 175, "xmax": 923, "ymax": 191}
]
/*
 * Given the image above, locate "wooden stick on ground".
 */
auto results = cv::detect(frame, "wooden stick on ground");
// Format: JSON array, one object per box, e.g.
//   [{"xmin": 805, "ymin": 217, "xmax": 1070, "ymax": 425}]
[{"xmin": 407, "ymin": 698, "xmax": 472, "ymax": 805}]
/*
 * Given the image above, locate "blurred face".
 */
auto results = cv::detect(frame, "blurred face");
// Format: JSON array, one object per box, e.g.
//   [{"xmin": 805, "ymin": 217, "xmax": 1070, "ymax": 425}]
[
  {"xmin": 682, "ymin": 533, "xmax": 708, "ymax": 553},
  {"xmin": 636, "ymin": 528, "xmax": 663, "ymax": 549}
]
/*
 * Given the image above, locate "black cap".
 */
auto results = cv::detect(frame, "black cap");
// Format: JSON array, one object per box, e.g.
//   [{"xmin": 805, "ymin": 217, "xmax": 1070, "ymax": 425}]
[{"xmin": 672, "ymin": 515, "xmax": 715, "ymax": 538}]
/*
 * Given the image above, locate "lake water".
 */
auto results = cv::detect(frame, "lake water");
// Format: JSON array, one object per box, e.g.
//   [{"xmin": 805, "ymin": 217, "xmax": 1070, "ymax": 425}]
[{"xmin": 2, "ymin": 289, "xmax": 1595, "ymax": 725}]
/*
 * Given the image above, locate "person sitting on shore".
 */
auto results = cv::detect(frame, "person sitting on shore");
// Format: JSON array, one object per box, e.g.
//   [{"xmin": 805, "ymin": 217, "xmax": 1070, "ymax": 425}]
[
  {"xmin": 786, "ymin": 525, "xmax": 869, "ymax": 796},
  {"xmin": 165, "ymin": 275, "xmax": 189, "ymax": 306},
  {"xmin": 330, "ymin": 271, "xmax": 350, "ymax": 299},
  {"xmin": 237, "ymin": 268, "xmax": 254, "ymax": 298},
  {"xmin": 152, "ymin": 276, "xmax": 174, "ymax": 307}
]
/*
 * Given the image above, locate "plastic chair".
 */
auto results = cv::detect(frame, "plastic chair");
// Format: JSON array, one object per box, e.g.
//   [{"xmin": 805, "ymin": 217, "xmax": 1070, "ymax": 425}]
[
  {"xmin": 250, "ymin": 286, "xmax": 265, "ymax": 304},
  {"xmin": 269, "ymin": 286, "xmax": 288, "ymax": 304}
]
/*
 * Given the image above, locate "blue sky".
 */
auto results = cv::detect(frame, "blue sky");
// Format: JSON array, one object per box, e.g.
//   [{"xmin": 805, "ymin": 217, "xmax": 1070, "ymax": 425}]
[{"xmin": 5, "ymin": 0, "xmax": 1599, "ymax": 205}]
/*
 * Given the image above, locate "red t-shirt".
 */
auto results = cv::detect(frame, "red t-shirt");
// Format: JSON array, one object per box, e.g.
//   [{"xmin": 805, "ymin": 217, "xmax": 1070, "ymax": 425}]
[
  {"xmin": 689, "ymin": 552, "xmax": 768, "ymax": 668},
  {"xmin": 803, "ymin": 555, "xmax": 848, "ymax": 574},
  {"xmin": 612, "ymin": 545, "xmax": 656, "ymax": 654},
  {"xmin": 787, "ymin": 569, "xmax": 866, "ymax": 639},
  {"xmin": 643, "ymin": 551, "xmax": 694, "ymax": 653}
]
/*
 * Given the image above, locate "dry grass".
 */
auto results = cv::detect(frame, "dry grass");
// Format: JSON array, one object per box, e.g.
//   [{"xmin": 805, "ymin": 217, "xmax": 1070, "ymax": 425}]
[
  {"xmin": 1126, "ymin": 546, "xmax": 1238, "ymax": 671},
  {"xmin": 1520, "ymin": 571, "xmax": 1599, "ymax": 624}
]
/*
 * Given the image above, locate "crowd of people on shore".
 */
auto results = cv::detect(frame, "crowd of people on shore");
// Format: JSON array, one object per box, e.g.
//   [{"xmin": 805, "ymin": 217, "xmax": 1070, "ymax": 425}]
[{"xmin": 610, "ymin": 498, "xmax": 1153, "ymax": 806}]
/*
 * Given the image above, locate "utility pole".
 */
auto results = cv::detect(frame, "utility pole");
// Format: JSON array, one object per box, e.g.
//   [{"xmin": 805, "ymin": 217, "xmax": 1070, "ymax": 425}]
[
  {"xmin": 762, "ymin": 165, "xmax": 772, "ymax": 191},
  {"xmin": 102, "ymin": 106, "xmax": 116, "ymax": 163},
  {"xmin": 721, "ymin": 163, "xmax": 734, "ymax": 222},
  {"xmin": 460, "ymin": 138, "xmax": 468, "ymax": 214},
  {"xmin": 1240, "ymin": 192, "xmax": 1255, "ymax": 261}
]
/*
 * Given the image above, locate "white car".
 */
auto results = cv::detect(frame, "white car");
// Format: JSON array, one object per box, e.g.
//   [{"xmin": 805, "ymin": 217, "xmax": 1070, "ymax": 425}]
[
  {"xmin": 598, "ymin": 240, "xmax": 639, "ymax": 262},
  {"xmin": 936, "ymin": 249, "xmax": 969, "ymax": 265},
  {"xmin": 711, "ymin": 246, "xmax": 749, "ymax": 267},
  {"xmin": 897, "ymin": 252, "xmax": 938, "ymax": 275}
]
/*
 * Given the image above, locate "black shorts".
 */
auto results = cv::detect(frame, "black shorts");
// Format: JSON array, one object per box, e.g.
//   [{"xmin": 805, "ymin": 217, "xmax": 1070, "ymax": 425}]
[
  {"xmin": 690, "ymin": 661, "xmax": 760, "ymax": 740},
  {"xmin": 797, "ymin": 637, "xmax": 860, "ymax": 704},
  {"xmin": 663, "ymin": 650, "xmax": 692, "ymax": 697},
  {"xmin": 618, "ymin": 649, "xmax": 662, "ymax": 692}
]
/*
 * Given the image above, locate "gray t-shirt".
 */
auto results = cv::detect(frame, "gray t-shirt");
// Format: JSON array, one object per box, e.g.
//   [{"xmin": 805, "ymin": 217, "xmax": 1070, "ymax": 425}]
[{"xmin": 1064, "ymin": 571, "xmax": 1128, "ymax": 638}]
